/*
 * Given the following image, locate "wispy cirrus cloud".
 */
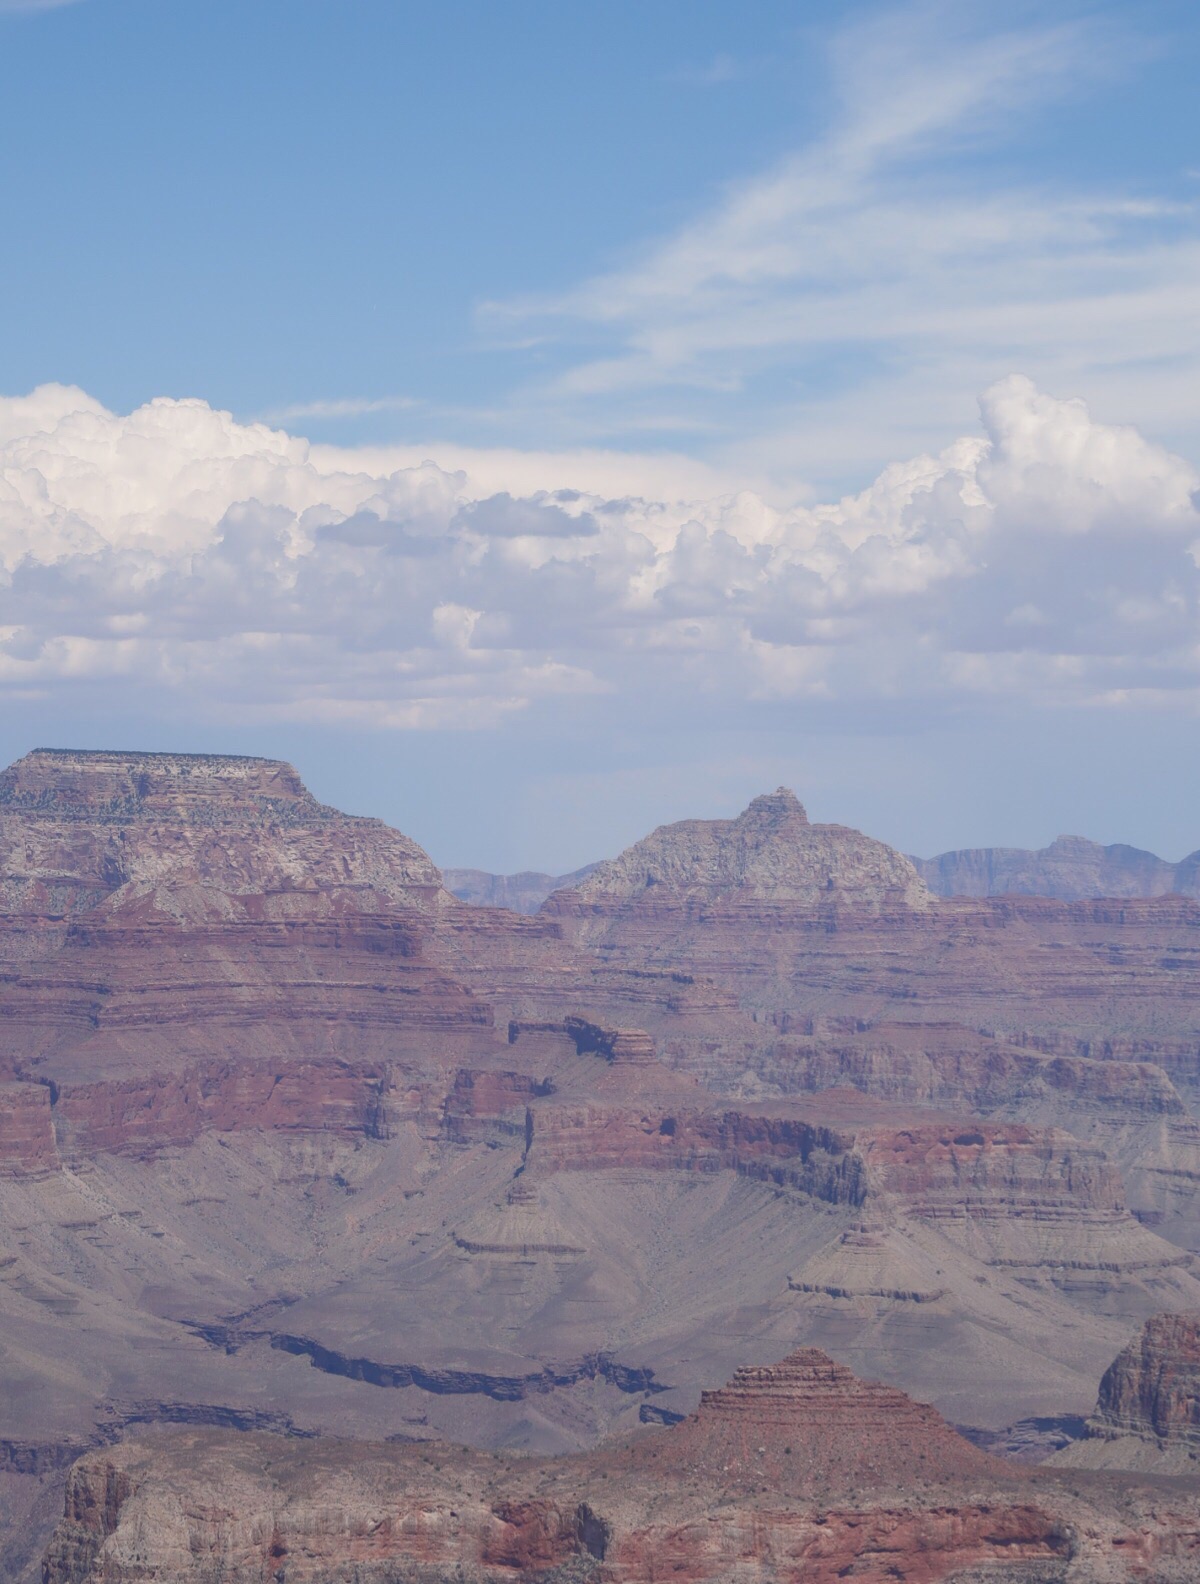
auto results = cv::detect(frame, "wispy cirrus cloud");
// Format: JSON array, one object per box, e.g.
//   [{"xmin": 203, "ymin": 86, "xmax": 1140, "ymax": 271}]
[
  {"xmin": 481, "ymin": 5, "xmax": 1198, "ymax": 490},
  {"xmin": 260, "ymin": 395, "xmax": 421, "ymax": 424}
]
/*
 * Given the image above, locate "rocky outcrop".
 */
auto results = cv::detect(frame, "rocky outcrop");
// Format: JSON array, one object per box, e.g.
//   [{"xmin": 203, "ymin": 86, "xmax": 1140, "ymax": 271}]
[
  {"xmin": 564, "ymin": 788, "xmax": 932, "ymax": 911},
  {"xmin": 563, "ymin": 1016, "xmax": 657, "ymax": 1066},
  {"xmin": 523, "ymin": 1101, "xmax": 867, "ymax": 1203},
  {"xmin": 452, "ymin": 1179, "xmax": 587, "ymax": 1257},
  {"xmin": 440, "ymin": 1068, "xmax": 552, "ymax": 1145},
  {"xmin": 41, "ymin": 1349, "xmax": 1200, "ymax": 1584},
  {"xmin": 858, "ymin": 1119, "xmax": 1125, "ymax": 1219},
  {"xmin": 1049, "ymin": 1312, "xmax": 1200, "ymax": 1473},
  {"xmin": 50, "ymin": 1058, "xmax": 392, "ymax": 1160},
  {"xmin": 522, "ymin": 1099, "xmax": 1133, "ymax": 1226},
  {"xmin": 1091, "ymin": 1312, "xmax": 1200, "ymax": 1446},
  {"xmin": 656, "ymin": 1347, "xmax": 1000, "ymax": 1485},
  {"xmin": 0, "ymin": 748, "xmax": 447, "ymax": 922},
  {"xmin": 914, "ymin": 833, "xmax": 1200, "ymax": 901}
]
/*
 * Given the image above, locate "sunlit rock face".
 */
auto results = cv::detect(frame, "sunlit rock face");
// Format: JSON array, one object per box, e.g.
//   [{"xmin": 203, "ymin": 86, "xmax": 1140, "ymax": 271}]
[{"xmin": 567, "ymin": 787, "xmax": 933, "ymax": 911}]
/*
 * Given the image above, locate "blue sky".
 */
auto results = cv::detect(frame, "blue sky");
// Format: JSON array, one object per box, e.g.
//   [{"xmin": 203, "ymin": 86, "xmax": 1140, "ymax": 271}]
[{"xmin": 2, "ymin": 1, "xmax": 1200, "ymax": 869}]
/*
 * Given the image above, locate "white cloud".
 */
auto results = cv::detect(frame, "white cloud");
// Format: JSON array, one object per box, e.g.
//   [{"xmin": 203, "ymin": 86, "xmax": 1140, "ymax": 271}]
[
  {"xmin": 260, "ymin": 396, "xmax": 421, "ymax": 423},
  {"xmin": 0, "ymin": 376, "xmax": 1198, "ymax": 731},
  {"xmin": 479, "ymin": 6, "xmax": 1200, "ymax": 489}
]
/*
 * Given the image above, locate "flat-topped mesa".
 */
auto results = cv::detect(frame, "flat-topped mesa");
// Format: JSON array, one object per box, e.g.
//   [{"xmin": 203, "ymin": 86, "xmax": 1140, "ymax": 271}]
[
  {"xmin": 564, "ymin": 787, "xmax": 933, "ymax": 911},
  {"xmin": 1092, "ymin": 1313, "xmax": 1200, "ymax": 1447},
  {"xmin": 0, "ymin": 748, "xmax": 447, "ymax": 914},
  {"xmin": 0, "ymin": 749, "xmax": 320, "ymax": 822},
  {"xmin": 642, "ymin": 1347, "xmax": 1002, "ymax": 1487}
]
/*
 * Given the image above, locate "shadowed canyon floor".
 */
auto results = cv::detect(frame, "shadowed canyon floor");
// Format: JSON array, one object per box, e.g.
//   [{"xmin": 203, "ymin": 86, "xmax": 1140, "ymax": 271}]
[{"xmin": 6, "ymin": 751, "xmax": 1200, "ymax": 1575}]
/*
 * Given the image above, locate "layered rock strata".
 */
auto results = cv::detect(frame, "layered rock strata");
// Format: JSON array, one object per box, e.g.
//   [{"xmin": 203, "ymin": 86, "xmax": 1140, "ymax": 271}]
[
  {"xmin": 11, "ymin": 752, "xmax": 1200, "ymax": 1573},
  {"xmin": 41, "ymin": 1348, "xmax": 1200, "ymax": 1584},
  {"xmin": 572, "ymin": 787, "xmax": 933, "ymax": 911},
  {"xmin": 1052, "ymin": 1312, "xmax": 1200, "ymax": 1472},
  {"xmin": 1093, "ymin": 1312, "xmax": 1200, "ymax": 1446}
]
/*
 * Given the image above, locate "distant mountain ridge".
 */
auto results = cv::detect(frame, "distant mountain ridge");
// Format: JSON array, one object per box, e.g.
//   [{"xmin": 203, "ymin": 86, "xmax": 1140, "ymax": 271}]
[
  {"xmin": 451, "ymin": 825, "xmax": 1200, "ymax": 912},
  {"xmin": 912, "ymin": 834, "xmax": 1200, "ymax": 901},
  {"xmin": 442, "ymin": 862, "xmax": 600, "ymax": 913}
]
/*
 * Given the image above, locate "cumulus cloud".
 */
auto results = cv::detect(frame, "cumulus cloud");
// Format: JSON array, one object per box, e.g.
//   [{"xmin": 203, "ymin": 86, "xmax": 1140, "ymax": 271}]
[{"xmin": 0, "ymin": 378, "xmax": 1197, "ymax": 730}]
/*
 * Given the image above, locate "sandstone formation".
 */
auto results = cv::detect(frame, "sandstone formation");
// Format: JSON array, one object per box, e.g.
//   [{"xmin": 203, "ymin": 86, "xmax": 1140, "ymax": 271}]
[
  {"xmin": 1053, "ymin": 1312, "xmax": 1200, "ymax": 1473},
  {"xmin": 41, "ymin": 1348, "xmax": 1200, "ymax": 1583},
  {"xmin": 570, "ymin": 787, "xmax": 933, "ymax": 910},
  {"xmin": 1094, "ymin": 1312, "xmax": 1200, "ymax": 1445},
  {"xmin": 0, "ymin": 748, "xmax": 447, "ymax": 917},
  {"xmin": 9, "ymin": 750, "xmax": 1200, "ymax": 1574},
  {"xmin": 914, "ymin": 833, "xmax": 1200, "ymax": 900}
]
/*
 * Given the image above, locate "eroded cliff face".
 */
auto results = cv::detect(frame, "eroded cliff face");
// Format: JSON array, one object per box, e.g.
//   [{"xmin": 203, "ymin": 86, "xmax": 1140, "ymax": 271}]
[
  {"xmin": 10, "ymin": 753, "xmax": 1200, "ymax": 1576},
  {"xmin": 1094, "ymin": 1312, "xmax": 1200, "ymax": 1445},
  {"xmin": 540, "ymin": 792, "xmax": 1200, "ymax": 1249},
  {"xmin": 0, "ymin": 748, "xmax": 446, "ymax": 920},
  {"xmin": 40, "ymin": 1349, "xmax": 1200, "ymax": 1584},
  {"xmin": 569, "ymin": 788, "xmax": 934, "ymax": 912},
  {"xmin": 1048, "ymin": 1312, "xmax": 1200, "ymax": 1474}
]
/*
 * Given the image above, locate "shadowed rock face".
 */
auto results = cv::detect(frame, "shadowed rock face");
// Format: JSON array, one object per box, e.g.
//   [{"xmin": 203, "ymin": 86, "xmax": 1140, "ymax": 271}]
[{"xmin": 40, "ymin": 1348, "xmax": 1200, "ymax": 1584}]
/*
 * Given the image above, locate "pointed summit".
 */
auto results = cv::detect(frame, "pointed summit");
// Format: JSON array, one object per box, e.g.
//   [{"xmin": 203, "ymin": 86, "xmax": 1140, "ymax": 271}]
[
  {"xmin": 570, "ymin": 789, "xmax": 931, "ymax": 911},
  {"xmin": 738, "ymin": 786, "xmax": 809, "ymax": 826},
  {"xmin": 626, "ymin": 1347, "xmax": 999, "ymax": 1488}
]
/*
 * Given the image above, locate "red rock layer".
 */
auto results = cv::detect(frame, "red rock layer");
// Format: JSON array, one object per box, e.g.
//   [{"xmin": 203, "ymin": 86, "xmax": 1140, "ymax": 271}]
[
  {"xmin": 521, "ymin": 1099, "xmax": 1128, "ymax": 1224},
  {"xmin": 524, "ymin": 1102, "xmax": 866, "ymax": 1202},
  {"xmin": 0, "ymin": 1082, "xmax": 56, "ymax": 1177},
  {"xmin": 636, "ymin": 1348, "xmax": 1000, "ymax": 1489},
  {"xmin": 50, "ymin": 1058, "xmax": 391, "ymax": 1160},
  {"xmin": 41, "ymin": 1349, "xmax": 1200, "ymax": 1583},
  {"xmin": 1092, "ymin": 1312, "xmax": 1200, "ymax": 1446},
  {"xmin": 858, "ymin": 1120, "xmax": 1125, "ymax": 1219}
]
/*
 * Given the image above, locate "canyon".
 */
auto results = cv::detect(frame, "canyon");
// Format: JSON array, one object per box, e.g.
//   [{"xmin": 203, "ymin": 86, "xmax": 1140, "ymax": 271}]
[{"xmin": 4, "ymin": 750, "xmax": 1200, "ymax": 1577}]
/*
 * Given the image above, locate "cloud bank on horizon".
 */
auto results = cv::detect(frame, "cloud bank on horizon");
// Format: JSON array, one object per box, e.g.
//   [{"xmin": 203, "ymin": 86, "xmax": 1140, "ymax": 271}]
[{"xmin": 1, "ymin": 377, "xmax": 1196, "ymax": 735}]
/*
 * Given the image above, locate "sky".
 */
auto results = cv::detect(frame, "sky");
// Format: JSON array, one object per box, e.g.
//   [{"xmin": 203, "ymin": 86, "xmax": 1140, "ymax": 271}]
[{"xmin": 1, "ymin": 0, "xmax": 1200, "ymax": 871}]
